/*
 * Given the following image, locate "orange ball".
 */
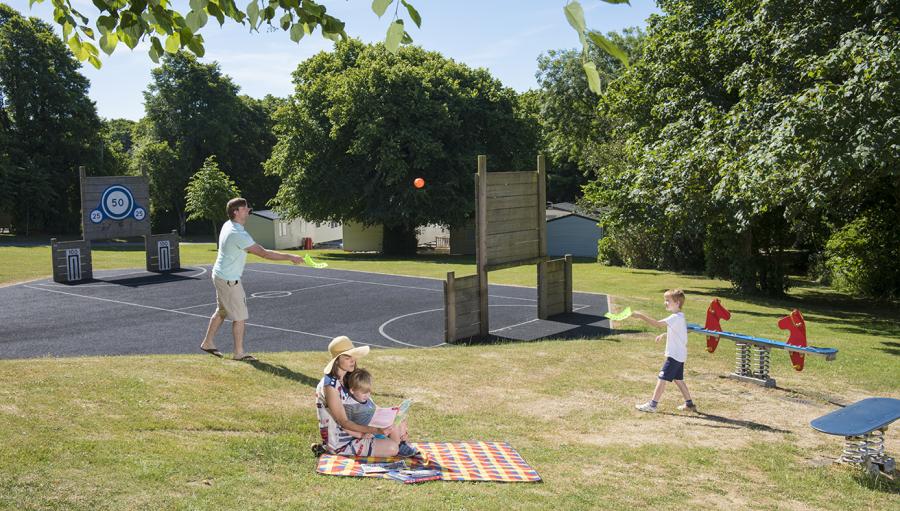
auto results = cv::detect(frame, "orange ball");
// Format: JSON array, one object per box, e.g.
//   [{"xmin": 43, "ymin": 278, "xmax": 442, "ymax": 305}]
[{"xmin": 413, "ymin": 177, "xmax": 425, "ymax": 189}]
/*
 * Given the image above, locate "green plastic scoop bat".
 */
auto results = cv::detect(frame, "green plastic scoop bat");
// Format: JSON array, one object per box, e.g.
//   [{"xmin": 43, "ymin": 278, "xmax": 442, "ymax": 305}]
[
  {"xmin": 604, "ymin": 307, "xmax": 632, "ymax": 321},
  {"xmin": 304, "ymin": 254, "xmax": 328, "ymax": 268}
]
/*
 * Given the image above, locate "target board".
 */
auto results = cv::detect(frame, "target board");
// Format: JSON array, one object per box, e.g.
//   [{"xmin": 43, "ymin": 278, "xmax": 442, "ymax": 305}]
[{"xmin": 80, "ymin": 168, "xmax": 150, "ymax": 241}]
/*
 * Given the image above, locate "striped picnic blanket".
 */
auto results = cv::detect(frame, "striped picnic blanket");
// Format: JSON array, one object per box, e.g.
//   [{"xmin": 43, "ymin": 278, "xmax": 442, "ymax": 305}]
[{"xmin": 316, "ymin": 441, "xmax": 542, "ymax": 483}]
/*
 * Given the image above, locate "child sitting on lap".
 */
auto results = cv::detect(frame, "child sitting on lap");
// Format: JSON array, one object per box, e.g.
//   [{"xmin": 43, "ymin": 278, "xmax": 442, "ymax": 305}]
[{"xmin": 344, "ymin": 368, "xmax": 417, "ymax": 457}]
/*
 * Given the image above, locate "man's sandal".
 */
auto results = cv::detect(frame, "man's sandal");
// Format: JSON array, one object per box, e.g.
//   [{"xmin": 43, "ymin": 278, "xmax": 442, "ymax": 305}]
[{"xmin": 200, "ymin": 346, "xmax": 224, "ymax": 358}]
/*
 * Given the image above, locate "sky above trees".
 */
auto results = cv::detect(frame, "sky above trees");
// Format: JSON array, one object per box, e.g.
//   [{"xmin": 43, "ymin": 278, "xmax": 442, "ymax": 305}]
[{"xmin": 6, "ymin": 0, "xmax": 659, "ymax": 120}]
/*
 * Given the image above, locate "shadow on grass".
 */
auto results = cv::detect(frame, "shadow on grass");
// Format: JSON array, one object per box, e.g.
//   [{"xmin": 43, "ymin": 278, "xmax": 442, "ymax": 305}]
[
  {"xmin": 771, "ymin": 384, "xmax": 849, "ymax": 408},
  {"xmin": 246, "ymin": 359, "xmax": 319, "ymax": 388},
  {"xmin": 876, "ymin": 342, "xmax": 900, "ymax": 357},
  {"xmin": 459, "ymin": 329, "xmax": 624, "ymax": 346},
  {"xmin": 684, "ymin": 411, "xmax": 791, "ymax": 433}
]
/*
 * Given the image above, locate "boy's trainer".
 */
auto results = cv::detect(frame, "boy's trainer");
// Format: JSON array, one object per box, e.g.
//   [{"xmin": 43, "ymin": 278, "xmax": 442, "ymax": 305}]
[
  {"xmin": 677, "ymin": 402, "xmax": 697, "ymax": 412},
  {"xmin": 397, "ymin": 441, "xmax": 419, "ymax": 457},
  {"xmin": 635, "ymin": 402, "xmax": 657, "ymax": 413}
]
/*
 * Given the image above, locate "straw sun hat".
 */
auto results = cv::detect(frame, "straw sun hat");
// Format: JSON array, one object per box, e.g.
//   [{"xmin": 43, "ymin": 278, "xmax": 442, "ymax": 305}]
[{"xmin": 323, "ymin": 336, "xmax": 370, "ymax": 374}]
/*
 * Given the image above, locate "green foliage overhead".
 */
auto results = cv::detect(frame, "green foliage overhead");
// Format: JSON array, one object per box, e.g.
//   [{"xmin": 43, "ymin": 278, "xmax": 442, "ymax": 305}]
[
  {"xmin": 582, "ymin": 0, "xmax": 899, "ymax": 296},
  {"xmin": 564, "ymin": 1, "xmax": 632, "ymax": 94},
  {"xmin": 265, "ymin": 40, "xmax": 538, "ymax": 254},
  {"xmin": 27, "ymin": 0, "xmax": 633, "ymax": 78},
  {"xmin": 27, "ymin": 0, "xmax": 424, "ymax": 67}
]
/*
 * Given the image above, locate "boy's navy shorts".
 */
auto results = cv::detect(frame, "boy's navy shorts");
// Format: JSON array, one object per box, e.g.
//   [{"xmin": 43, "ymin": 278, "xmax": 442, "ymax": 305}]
[{"xmin": 658, "ymin": 357, "xmax": 685, "ymax": 381}]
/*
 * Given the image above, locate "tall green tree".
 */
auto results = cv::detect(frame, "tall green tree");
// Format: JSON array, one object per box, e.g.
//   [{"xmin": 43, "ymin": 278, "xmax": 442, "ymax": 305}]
[
  {"xmin": 0, "ymin": 4, "xmax": 104, "ymax": 235},
  {"xmin": 266, "ymin": 40, "xmax": 538, "ymax": 255},
  {"xmin": 584, "ymin": 0, "xmax": 899, "ymax": 296},
  {"xmin": 185, "ymin": 155, "xmax": 241, "ymax": 243},
  {"xmin": 138, "ymin": 52, "xmax": 275, "ymax": 234}
]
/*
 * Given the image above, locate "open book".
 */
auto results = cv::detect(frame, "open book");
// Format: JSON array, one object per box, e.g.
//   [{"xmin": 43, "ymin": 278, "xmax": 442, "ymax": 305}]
[{"xmin": 368, "ymin": 399, "xmax": 413, "ymax": 429}]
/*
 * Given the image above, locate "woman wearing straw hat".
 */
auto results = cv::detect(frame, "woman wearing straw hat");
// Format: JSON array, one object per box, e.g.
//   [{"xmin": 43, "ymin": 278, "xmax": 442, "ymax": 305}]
[{"xmin": 314, "ymin": 336, "xmax": 413, "ymax": 457}]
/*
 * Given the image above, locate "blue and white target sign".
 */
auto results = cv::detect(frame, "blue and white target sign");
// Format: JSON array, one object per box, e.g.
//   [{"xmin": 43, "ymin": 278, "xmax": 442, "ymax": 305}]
[{"xmin": 90, "ymin": 185, "xmax": 147, "ymax": 224}]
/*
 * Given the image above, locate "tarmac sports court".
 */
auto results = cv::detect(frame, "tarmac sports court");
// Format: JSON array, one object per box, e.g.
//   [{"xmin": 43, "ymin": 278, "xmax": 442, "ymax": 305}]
[{"xmin": 0, "ymin": 263, "xmax": 611, "ymax": 359}]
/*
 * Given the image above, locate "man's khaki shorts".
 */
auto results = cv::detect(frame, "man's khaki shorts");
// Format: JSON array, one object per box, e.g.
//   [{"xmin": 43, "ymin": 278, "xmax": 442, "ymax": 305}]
[{"xmin": 213, "ymin": 277, "xmax": 249, "ymax": 321}]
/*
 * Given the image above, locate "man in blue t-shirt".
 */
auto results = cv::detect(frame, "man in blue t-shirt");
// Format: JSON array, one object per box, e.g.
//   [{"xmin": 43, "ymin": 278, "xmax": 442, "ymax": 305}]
[{"xmin": 199, "ymin": 197, "xmax": 304, "ymax": 361}]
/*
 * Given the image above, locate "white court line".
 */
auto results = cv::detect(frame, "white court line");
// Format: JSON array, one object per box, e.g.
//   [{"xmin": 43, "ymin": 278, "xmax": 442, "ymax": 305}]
[
  {"xmin": 24, "ymin": 284, "xmax": 335, "ymax": 341},
  {"xmin": 377, "ymin": 308, "xmax": 444, "ymax": 348},
  {"xmin": 188, "ymin": 266, "xmax": 208, "ymax": 278}
]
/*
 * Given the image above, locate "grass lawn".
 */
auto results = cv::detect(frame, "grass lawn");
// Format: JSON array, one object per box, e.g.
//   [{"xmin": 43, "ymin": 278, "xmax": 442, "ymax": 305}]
[{"xmin": 1, "ymin": 242, "xmax": 898, "ymax": 510}]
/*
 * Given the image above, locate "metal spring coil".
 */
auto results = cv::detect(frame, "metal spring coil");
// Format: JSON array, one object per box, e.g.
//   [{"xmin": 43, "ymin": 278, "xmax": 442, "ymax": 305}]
[
  {"xmin": 752, "ymin": 346, "xmax": 771, "ymax": 379},
  {"xmin": 841, "ymin": 430, "xmax": 885, "ymax": 464},
  {"xmin": 735, "ymin": 343, "xmax": 751, "ymax": 376}
]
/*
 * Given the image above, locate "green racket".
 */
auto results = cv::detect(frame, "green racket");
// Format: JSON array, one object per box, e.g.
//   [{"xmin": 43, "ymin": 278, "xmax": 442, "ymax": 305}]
[
  {"xmin": 304, "ymin": 254, "xmax": 328, "ymax": 268},
  {"xmin": 604, "ymin": 306, "xmax": 632, "ymax": 321}
]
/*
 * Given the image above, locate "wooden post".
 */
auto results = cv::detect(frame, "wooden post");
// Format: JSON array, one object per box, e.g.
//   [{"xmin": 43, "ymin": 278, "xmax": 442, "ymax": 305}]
[
  {"xmin": 537, "ymin": 155, "xmax": 547, "ymax": 258},
  {"xmin": 50, "ymin": 238, "xmax": 57, "ymax": 283},
  {"xmin": 564, "ymin": 254, "xmax": 573, "ymax": 313},
  {"xmin": 79, "ymin": 166, "xmax": 86, "ymax": 239},
  {"xmin": 537, "ymin": 260, "xmax": 548, "ymax": 319},
  {"xmin": 476, "ymin": 155, "xmax": 489, "ymax": 337},
  {"xmin": 445, "ymin": 271, "xmax": 456, "ymax": 343}
]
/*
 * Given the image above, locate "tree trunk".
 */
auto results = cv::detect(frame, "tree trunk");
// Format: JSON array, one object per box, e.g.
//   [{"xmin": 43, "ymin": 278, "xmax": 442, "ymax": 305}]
[
  {"xmin": 734, "ymin": 228, "xmax": 757, "ymax": 293},
  {"xmin": 177, "ymin": 208, "xmax": 186, "ymax": 236},
  {"xmin": 382, "ymin": 225, "xmax": 418, "ymax": 256}
]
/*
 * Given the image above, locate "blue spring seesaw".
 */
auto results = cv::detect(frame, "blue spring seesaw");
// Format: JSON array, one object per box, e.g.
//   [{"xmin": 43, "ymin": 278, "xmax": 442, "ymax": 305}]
[{"xmin": 686, "ymin": 299, "xmax": 838, "ymax": 387}]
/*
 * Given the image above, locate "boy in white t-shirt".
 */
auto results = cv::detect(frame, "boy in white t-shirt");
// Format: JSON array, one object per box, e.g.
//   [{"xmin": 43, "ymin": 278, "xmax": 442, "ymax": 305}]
[{"xmin": 631, "ymin": 289, "xmax": 696, "ymax": 413}]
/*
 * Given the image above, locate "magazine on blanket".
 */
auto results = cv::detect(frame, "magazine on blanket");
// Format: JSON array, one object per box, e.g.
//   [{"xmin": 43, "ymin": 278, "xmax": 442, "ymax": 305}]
[
  {"xmin": 359, "ymin": 461, "xmax": 407, "ymax": 474},
  {"xmin": 368, "ymin": 399, "xmax": 413, "ymax": 429},
  {"xmin": 386, "ymin": 469, "xmax": 442, "ymax": 484}
]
